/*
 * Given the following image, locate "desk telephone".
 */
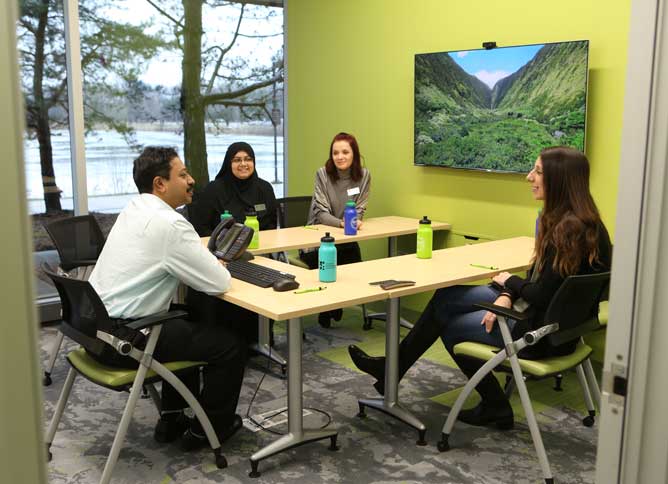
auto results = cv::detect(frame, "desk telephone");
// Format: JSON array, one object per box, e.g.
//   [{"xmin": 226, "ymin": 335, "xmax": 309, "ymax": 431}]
[{"xmin": 207, "ymin": 217, "xmax": 254, "ymax": 262}]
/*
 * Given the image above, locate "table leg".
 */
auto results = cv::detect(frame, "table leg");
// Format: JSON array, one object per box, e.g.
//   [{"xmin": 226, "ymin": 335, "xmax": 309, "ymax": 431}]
[
  {"xmin": 358, "ymin": 297, "xmax": 427, "ymax": 445},
  {"xmin": 249, "ymin": 317, "xmax": 338, "ymax": 477},
  {"xmin": 250, "ymin": 315, "xmax": 287, "ymax": 375},
  {"xmin": 364, "ymin": 236, "xmax": 414, "ymax": 330}
]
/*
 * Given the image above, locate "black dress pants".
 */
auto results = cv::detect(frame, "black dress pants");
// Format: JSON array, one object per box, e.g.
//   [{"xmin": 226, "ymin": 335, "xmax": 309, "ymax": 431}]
[
  {"xmin": 299, "ymin": 241, "xmax": 362, "ymax": 269},
  {"xmin": 97, "ymin": 315, "xmax": 247, "ymax": 434}
]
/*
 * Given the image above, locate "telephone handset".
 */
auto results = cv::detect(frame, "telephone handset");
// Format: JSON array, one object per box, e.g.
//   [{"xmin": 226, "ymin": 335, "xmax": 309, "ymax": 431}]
[{"xmin": 207, "ymin": 217, "xmax": 254, "ymax": 262}]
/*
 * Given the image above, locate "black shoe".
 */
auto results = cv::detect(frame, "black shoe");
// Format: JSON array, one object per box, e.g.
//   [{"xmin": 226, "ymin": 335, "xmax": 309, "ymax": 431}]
[
  {"xmin": 457, "ymin": 401, "xmax": 514, "ymax": 430},
  {"xmin": 182, "ymin": 414, "xmax": 244, "ymax": 452},
  {"xmin": 332, "ymin": 308, "xmax": 343, "ymax": 322},
  {"xmin": 318, "ymin": 312, "xmax": 331, "ymax": 328},
  {"xmin": 348, "ymin": 345, "xmax": 385, "ymax": 382},
  {"xmin": 154, "ymin": 412, "xmax": 189, "ymax": 444}
]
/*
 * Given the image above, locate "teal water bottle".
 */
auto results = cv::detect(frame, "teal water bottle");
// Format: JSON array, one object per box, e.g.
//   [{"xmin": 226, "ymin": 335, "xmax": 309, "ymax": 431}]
[
  {"xmin": 416, "ymin": 215, "xmax": 433, "ymax": 259},
  {"xmin": 220, "ymin": 210, "xmax": 232, "ymax": 222},
  {"xmin": 318, "ymin": 232, "xmax": 337, "ymax": 282},
  {"xmin": 245, "ymin": 210, "xmax": 260, "ymax": 249},
  {"xmin": 343, "ymin": 200, "xmax": 357, "ymax": 235}
]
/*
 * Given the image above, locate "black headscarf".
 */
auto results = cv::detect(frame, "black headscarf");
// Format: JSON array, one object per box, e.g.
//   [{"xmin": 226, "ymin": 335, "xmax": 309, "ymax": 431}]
[{"xmin": 190, "ymin": 141, "xmax": 278, "ymax": 236}]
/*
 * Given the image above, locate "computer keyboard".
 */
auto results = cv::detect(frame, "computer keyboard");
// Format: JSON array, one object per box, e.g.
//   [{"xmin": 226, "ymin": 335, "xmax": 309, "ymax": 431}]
[{"xmin": 227, "ymin": 260, "xmax": 297, "ymax": 288}]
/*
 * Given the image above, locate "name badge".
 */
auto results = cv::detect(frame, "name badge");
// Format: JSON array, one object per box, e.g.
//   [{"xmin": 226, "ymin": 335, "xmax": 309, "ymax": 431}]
[
  {"xmin": 254, "ymin": 203, "xmax": 266, "ymax": 212},
  {"xmin": 347, "ymin": 187, "xmax": 360, "ymax": 196}
]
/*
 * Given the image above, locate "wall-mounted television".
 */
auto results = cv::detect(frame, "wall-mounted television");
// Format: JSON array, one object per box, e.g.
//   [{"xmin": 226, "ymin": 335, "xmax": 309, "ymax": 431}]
[{"xmin": 414, "ymin": 40, "xmax": 589, "ymax": 173}]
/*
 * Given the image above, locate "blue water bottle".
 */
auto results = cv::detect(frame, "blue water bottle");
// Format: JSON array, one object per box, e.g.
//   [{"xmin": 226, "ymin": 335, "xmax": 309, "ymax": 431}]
[
  {"xmin": 318, "ymin": 232, "xmax": 337, "ymax": 282},
  {"xmin": 344, "ymin": 200, "xmax": 357, "ymax": 235}
]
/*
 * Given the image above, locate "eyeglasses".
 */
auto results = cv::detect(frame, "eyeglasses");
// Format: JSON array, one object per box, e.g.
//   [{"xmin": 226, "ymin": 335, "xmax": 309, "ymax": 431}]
[{"xmin": 231, "ymin": 157, "xmax": 254, "ymax": 164}]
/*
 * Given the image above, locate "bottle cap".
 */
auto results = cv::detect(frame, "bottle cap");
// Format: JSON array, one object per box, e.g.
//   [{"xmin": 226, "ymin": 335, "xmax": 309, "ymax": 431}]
[
  {"xmin": 420, "ymin": 216, "xmax": 431, "ymax": 224},
  {"xmin": 321, "ymin": 232, "xmax": 335, "ymax": 243},
  {"xmin": 346, "ymin": 200, "xmax": 356, "ymax": 207},
  {"xmin": 245, "ymin": 208, "xmax": 257, "ymax": 217}
]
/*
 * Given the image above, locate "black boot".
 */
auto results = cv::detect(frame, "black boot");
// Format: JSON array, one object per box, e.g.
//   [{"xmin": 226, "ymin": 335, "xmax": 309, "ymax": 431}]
[
  {"xmin": 318, "ymin": 312, "xmax": 332, "ymax": 328},
  {"xmin": 348, "ymin": 345, "xmax": 384, "ymax": 381},
  {"xmin": 453, "ymin": 355, "xmax": 514, "ymax": 430}
]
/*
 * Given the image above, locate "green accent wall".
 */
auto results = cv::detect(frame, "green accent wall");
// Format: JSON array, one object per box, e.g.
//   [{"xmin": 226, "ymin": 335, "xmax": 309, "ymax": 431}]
[{"xmin": 287, "ymin": 0, "xmax": 630, "ymax": 310}]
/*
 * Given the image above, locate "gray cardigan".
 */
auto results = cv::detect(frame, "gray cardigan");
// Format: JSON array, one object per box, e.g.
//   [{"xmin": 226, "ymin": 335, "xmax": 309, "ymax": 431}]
[{"xmin": 307, "ymin": 166, "xmax": 371, "ymax": 227}]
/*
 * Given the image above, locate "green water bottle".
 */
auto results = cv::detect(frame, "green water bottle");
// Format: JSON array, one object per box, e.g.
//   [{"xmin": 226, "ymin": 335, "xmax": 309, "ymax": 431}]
[
  {"xmin": 416, "ymin": 215, "xmax": 432, "ymax": 259},
  {"xmin": 220, "ymin": 210, "xmax": 232, "ymax": 222},
  {"xmin": 245, "ymin": 210, "xmax": 260, "ymax": 249}
]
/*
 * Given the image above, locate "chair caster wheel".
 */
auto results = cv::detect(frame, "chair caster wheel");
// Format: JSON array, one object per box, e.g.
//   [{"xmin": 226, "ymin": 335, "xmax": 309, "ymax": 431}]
[
  {"xmin": 46, "ymin": 444, "xmax": 52, "ymax": 462},
  {"xmin": 362, "ymin": 319, "xmax": 372, "ymax": 331},
  {"xmin": 249, "ymin": 460, "xmax": 261, "ymax": 478},
  {"xmin": 43, "ymin": 373, "xmax": 52, "ymax": 386},
  {"xmin": 583, "ymin": 412, "xmax": 595, "ymax": 427},
  {"xmin": 357, "ymin": 403, "xmax": 366, "ymax": 418},
  {"xmin": 329, "ymin": 435, "xmax": 339, "ymax": 451},
  {"xmin": 281, "ymin": 365, "xmax": 287, "ymax": 377},
  {"xmin": 214, "ymin": 449, "xmax": 227, "ymax": 469},
  {"xmin": 437, "ymin": 434, "xmax": 450, "ymax": 452}
]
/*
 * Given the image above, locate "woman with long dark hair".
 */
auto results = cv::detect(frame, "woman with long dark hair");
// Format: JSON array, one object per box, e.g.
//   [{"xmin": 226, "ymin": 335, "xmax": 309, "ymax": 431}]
[
  {"xmin": 349, "ymin": 146, "xmax": 611, "ymax": 429},
  {"xmin": 300, "ymin": 132, "xmax": 371, "ymax": 327}
]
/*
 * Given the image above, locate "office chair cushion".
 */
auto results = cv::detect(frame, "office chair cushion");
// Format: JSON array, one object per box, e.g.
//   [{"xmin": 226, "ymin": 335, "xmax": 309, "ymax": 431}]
[
  {"xmin": 598, "ymin": 301, "xmax": 608, "ymax": 327},
  {"xmin": 453, "ymin": 341, "xmax": 593, "ymax": 378},
  {"xmin": 288, "ymin": 254, "xmax": 310, "ymax": 269},
  {"xmin": 67, "ymin": 348, "xmax": 205, "ymax": 389}
]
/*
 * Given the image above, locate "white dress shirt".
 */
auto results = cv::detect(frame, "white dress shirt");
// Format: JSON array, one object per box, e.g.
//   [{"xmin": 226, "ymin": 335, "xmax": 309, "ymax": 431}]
[{"xmin": 90, "ymin": 193, "xmax": 231, "ymax": 319}]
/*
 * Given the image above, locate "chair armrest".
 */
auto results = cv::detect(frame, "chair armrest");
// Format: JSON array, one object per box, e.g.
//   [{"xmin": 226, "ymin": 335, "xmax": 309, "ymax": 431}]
[
  {"xmin": 125, "ymin": 310, "xmax": 188, "ymax": 331},
  {"xmin": 474, "ymin": 302, "xmax": 529, "ymax": 321},
  {"xmin": 523, "ymin": 323, "xmax": 559, "ymax": 345}
]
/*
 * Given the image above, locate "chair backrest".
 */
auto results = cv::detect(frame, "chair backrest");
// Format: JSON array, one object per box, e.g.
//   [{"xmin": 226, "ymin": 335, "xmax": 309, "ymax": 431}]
[
  {"xmin": 42, "ymin": 262, "xmax": 110, "ymax": 357},
  {"xmin": 44, "ymin": 215, "xmax": 106, "ymax": 271},
  {"xmin": 544, "ymin": 271, "xmax": 611, "ymax": 347},
  {"xmin": 275, "ymin": 196, "xmax": 312, "ymax": 228}
]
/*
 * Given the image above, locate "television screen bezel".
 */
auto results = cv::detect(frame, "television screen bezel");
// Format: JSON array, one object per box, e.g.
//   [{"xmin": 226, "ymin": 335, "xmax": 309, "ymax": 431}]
[{"xmin": 413, "ymin": 39, "xmax": 590, "ymax": 175}]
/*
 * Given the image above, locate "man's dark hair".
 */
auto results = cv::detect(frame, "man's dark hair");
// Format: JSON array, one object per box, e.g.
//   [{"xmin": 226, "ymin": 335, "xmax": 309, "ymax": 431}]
[{"xmin": 133, "ymin": 146, "xmax": 179, "ymax": 194}]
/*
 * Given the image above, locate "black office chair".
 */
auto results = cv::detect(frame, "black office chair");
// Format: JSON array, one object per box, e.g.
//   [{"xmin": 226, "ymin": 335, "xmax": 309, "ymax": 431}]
[
  {"xmin": 276, "ymin": 195, "xmax": 313, "ymax": 229},
  {"xmin": 42, "ymin": 264, "xmax": 227, "ymax": 484},
  {"xmin": 438, "ymin": 271, "xmax": 610, "ymax": 484},
  {"xmin": 42, "ymin": 215, "xmax": 106, "ymax": 385}
]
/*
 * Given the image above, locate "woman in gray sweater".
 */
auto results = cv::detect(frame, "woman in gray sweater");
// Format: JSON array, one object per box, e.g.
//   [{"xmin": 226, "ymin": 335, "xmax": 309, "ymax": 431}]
[{"xmin": 300, "ymin": 132, "xmax": 371, "ymax": 327}]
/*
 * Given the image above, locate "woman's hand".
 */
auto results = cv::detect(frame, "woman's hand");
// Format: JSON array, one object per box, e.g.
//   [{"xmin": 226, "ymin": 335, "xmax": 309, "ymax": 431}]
[
  {"xmin": 356, "ymin": 220, "xmax": 363, "ymax": 230},
  {"xmin": 492, "ymin": 271, "xmax": 513, "ymax": 286},
  {"xmin": 481, "ymin": 294, "xmax": 512, "ymax": 333}
]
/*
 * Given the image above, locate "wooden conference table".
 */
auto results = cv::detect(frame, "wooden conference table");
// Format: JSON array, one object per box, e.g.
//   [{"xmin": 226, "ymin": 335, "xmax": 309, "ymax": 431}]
[
  {"xmin": 204, "ymin": 215, "xmax": 451, "ymax": 371},
  {"xmin": 218, "ymin": 236, "xmax": 533, "ymax": 475}
]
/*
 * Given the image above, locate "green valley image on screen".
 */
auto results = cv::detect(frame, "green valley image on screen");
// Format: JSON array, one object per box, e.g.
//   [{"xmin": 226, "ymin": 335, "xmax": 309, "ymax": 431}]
[{"xmin": 414, "ymin": 40, "xmax": 588, "ymax": 173}]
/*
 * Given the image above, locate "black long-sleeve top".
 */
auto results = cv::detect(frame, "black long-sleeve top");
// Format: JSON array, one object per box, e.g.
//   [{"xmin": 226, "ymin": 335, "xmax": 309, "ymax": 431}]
[
  {"xmin": 503, "ymin": 223, "xmax": 612, "ymax": 355},
  {"xmin": 190, "ymin": 177, "xmax": 278, "ymax": 236}
]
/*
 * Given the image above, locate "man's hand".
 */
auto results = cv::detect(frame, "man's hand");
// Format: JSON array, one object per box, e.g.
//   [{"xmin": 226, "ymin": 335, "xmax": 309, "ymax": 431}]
[
  {"xmin": 356, "ymin": 220, "xmax": 363, "ymax": 230},
  {"xmin": 481, "ymin": 294, "xmax": 512, "ymax": 333}
]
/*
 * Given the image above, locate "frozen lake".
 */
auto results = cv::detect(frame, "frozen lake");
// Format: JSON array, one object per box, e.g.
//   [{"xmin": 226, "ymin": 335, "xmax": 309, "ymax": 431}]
[{"xmin": 24, "ymin": 128, "xmax": 284, "ymax": 213}]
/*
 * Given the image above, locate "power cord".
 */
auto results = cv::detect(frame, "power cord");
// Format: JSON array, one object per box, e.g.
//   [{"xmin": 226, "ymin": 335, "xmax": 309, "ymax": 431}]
[{"xmin": 245, "ymin": 327, "xmax": 332, "ymax": 435}]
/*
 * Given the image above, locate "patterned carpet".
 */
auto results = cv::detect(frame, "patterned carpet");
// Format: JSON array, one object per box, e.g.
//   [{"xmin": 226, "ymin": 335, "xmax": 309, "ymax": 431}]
[{"xmin": 41, "ymin": 306, "xmax": 599, "ymax": 483}]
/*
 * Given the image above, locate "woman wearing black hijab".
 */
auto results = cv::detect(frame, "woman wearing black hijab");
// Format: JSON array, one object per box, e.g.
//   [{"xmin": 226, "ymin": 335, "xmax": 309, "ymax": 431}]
[
  {"xmin": 188, "ymin": 141, "xmax": 278, "ymax": 345},
  {"xmin": 191, "ymin": 141, "xmax": 278, "ymax": 236}
]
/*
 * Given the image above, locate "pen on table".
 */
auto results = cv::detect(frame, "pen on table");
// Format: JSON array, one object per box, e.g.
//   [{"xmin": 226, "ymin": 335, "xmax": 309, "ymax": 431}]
[
  {"xmin": 294, "ymin": 286, "xmax": 327, "ymax": 294},
  {"xmin": 303, "ymin": 225, "xmax": 319, "ymax": 230},
  {"xmin": 470, "ymin": 263, "xmax": 499, "ymax": 270}
]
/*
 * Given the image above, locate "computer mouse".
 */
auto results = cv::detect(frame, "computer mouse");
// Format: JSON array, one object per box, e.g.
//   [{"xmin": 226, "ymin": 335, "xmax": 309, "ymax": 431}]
[{"xmin": 272, "ymin": 278, "xmax": 300, "ymax": 292}]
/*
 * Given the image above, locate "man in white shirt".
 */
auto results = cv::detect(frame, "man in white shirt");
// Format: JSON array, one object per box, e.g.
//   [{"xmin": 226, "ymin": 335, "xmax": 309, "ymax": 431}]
[{"xmin": 90, "ymin": 146, "xmax": 246, "ymax": 450}]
